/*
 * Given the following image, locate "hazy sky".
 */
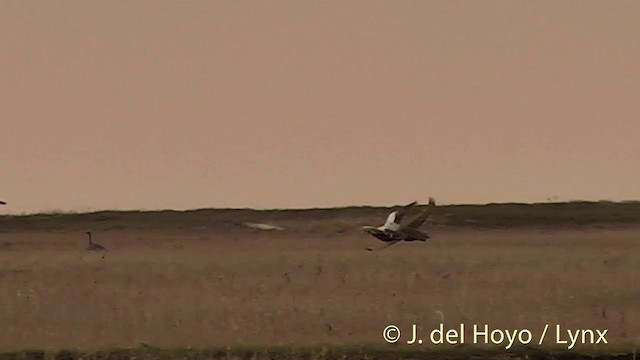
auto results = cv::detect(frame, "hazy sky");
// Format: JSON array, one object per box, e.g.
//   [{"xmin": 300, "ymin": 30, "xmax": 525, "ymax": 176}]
[{"xmin": 1, "ymin": 1, "xmax": 639, "ymax": 214}]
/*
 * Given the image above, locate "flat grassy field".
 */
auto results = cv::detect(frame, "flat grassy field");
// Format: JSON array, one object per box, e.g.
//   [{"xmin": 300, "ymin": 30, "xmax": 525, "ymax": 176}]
[{"xmin": 0, "ymin": 202, "xmax": 638, "ymax": 358}]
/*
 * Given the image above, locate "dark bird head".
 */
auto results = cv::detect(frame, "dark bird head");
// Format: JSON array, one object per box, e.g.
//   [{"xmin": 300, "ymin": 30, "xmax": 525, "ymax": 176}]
[{"xmin": 420, "ymin": 233, "xmax": 431, "ymax": 241}]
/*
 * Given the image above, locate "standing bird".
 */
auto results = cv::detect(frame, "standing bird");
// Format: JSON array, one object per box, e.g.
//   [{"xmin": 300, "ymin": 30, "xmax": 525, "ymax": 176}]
[
  {"xmin": 86, "ymin": 231, "xmax": 106, "ymax": 258},
  {"xmin": 362, "ymin": 197, "xmax": 436, "ymax": 251}
]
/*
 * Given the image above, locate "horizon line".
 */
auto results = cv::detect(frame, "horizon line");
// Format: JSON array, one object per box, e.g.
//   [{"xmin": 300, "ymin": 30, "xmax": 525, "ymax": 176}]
[{"xmin": 1, "ymin": 198, "xmax": 639, "ymax": 217}]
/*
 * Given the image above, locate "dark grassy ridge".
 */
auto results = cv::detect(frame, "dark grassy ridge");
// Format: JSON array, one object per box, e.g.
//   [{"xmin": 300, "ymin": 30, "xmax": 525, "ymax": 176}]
[
  {"xmin": 1, "ymin": 201, "xmax": 640, "ymax": 232},
  {"xmin": 0, "ymin": 346, "xmax": 637, "ymax": 360}
]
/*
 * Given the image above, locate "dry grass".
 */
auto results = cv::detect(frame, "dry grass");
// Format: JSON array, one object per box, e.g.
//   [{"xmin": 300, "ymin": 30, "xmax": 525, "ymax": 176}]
[{"xmin": 0, "ymin": 218, "xmax": 638, "ymax": 351}]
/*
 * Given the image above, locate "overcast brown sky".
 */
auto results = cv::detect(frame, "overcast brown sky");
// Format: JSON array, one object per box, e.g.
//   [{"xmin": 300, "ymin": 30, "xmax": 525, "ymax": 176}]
[{"xmin": 1, "ymin": 1, "xmax": 638, "ymax": 214}]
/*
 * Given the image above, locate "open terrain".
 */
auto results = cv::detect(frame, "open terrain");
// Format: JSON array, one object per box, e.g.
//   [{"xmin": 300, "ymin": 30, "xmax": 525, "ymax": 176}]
[{"xmin": 0, "ymin": 201, "xmax": 639, "ymax": 358}]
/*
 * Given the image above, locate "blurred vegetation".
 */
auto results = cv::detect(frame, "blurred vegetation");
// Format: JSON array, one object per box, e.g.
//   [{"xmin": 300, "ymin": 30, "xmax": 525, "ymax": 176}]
[
  {"xmin": 0, "ymin": 345, "xmax": 637, "ymax": 360},
  {"xmin": 1, "ymin": 200, "xmax": 640, "ymax": 232}
]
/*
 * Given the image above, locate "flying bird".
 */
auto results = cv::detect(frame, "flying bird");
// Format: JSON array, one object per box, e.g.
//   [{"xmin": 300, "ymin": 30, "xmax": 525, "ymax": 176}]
[{"xmin": 362, "ymin": 197, "xmax": 436, "ymax": 251}]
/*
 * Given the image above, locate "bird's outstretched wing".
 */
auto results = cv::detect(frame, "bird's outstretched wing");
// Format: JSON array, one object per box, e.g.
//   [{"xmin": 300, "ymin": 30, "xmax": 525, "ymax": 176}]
[
  {"xmin": 0, "ymin": 200, "xmax": 6, "ymax": 205},
  {"xmin": 394, "ymin": 200, "xmax": 418, "ymax": 224},
  {"xmin": 382, "ymin": 201, "xmax": 417, "ymax": 228},
  {"xmin": 403, "ymin": 197, "xmax": 436, "ymax": 229}
]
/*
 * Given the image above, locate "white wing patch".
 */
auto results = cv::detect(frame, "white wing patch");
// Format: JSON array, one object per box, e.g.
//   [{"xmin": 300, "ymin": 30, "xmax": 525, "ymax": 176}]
[
  {"xmin": 243, "ymin": 222, "xmax": 285, "ymax": 231},
  {"xmin": 381, "ymin": 211, "xmax": 401, "ymax": 231}
]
